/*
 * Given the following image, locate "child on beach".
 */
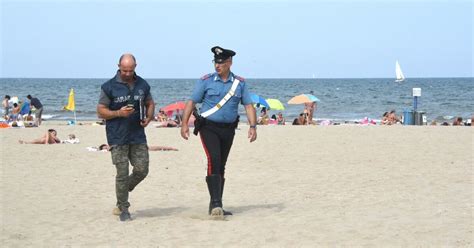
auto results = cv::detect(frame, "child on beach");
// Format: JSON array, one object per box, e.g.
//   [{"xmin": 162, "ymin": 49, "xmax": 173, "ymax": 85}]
[
  {"xmin": 9, "ymin": 103, "xmax": 21, "ymax": 122},
  {"xmin": 61, "ymin": 134, "xmax": 80, "ymax": 144},
  {"xmin": 277, "ymin": 112, "xmax": 285, "ymax": 125}
]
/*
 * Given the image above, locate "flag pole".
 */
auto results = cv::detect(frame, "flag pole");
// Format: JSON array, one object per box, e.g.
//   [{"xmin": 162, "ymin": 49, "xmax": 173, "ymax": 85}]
[{"xmin": 74, "ymin": 109, "xmax": 77, "ymax": 124}]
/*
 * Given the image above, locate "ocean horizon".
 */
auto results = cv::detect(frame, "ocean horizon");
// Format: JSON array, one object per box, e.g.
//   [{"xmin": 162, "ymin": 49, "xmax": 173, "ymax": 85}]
[
  {"xmin": 1, "ymin": 77, "xmax": 472, "ymax": 123},
  {"xmin": 2, "ymin": 76, "xmax": 472, "ymax": 79}
]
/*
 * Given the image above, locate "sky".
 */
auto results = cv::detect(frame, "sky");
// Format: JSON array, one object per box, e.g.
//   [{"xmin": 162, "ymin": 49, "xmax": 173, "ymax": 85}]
[{"xmin": 1, "ymin": 0, "xmax": 472, "ymax": 78}]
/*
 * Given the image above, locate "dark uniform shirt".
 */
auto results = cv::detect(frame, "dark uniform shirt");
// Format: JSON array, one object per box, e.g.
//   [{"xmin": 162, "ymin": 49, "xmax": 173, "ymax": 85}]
[
  {"xmin": 190, "ymin": 72, "xmax": 252, "ymax": 123},
  {"xmin": 99, "ymin": 71, "xmax": 153, "ymax": 145}
]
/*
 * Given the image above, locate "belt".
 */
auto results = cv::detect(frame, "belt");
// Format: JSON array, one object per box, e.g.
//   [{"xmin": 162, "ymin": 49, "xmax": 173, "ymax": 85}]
[{"xmin": 205, "ymin": 119, "xmax": 236, "ymax": 128}]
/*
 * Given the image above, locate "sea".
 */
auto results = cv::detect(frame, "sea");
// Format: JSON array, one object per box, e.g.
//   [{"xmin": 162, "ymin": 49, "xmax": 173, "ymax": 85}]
[{"xmin": 1, "ymin": 77, "xmax": 472, "ymax": 123}]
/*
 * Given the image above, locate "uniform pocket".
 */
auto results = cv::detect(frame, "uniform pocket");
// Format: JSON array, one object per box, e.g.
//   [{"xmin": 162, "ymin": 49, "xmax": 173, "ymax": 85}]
[
  {"xmin": 231, "ymin": 90, "xmax": 242, "ymax": 104},
  {"xmin": 207, "ymin": 89, "xmax": 219, "ymax": 96},
  {"xmin": 206, "ymin": 89, "xmax": 221, "ymax": 102}
]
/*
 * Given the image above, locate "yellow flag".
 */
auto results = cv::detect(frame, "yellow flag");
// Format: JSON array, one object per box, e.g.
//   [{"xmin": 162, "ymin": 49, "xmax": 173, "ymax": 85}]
[{"xmin": 64, "ymin": 88, "xmax": 75, "ymax": 111}]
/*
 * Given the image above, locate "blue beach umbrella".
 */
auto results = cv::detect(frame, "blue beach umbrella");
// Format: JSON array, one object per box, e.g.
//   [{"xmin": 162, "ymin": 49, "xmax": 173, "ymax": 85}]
[{"xmin": 250, "ymin": 93, "xmax": 270, "ymax": 109}]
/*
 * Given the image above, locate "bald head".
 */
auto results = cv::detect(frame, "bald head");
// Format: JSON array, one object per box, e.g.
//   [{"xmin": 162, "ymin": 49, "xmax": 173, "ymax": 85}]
[
  {"xmin": 118, "ymin": 53, "xmax": 137, "ymax": 66},
  {"xmin": 118, "ymin": 53, "xmax": 137, "ymax": 83}
]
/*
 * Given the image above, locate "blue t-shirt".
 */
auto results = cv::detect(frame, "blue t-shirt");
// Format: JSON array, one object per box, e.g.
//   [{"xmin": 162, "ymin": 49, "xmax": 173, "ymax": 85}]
[{"xmin": 190, "ymin": 72, "xmax": 252, "ymax": 123}]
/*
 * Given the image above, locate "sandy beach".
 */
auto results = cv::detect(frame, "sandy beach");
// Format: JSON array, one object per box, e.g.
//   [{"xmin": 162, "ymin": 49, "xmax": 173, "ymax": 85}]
[{"xmin": 1, "ymin": 122, "xmax": 472, "ymax": 247}]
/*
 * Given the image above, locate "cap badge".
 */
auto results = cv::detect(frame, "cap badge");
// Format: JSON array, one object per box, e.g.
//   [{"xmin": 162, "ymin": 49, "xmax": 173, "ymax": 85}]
[{"xmin": 215, "ymin": 48, "xmax": 223, "ymax": 55}]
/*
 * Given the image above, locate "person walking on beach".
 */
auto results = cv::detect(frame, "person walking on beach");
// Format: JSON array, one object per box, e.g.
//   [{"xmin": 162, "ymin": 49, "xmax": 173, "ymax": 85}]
[
  {"xmin": 180, "ymin": 46, "xmax": 257, "ymax": 220},
  {"xmin": 3, "ymin": 95, "xmax": 11, "ymax": 119},
  {"xmin": 27, "ymin": 94, "xmax": 43, "ymax": 126},
  {"xmin": 97, "ymin": 53, "xmax": 155, "ymax": 221}
]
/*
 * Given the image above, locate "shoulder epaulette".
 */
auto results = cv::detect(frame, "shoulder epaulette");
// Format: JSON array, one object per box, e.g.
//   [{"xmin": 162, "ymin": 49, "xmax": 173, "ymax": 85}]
[
  {"xmin": 235, "ymin": 75, "xmax": 245, "ymax": 82},
  {"xmin": 200, "ymin": 73, "xmax": 212, "ymax": 80}
]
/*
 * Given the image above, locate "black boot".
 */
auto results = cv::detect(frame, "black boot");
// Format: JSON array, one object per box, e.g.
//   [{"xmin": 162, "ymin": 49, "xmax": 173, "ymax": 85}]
[
  {"xmin": 221, "ymin": 178, "xmax": 233, "ymax": 216},
  {"xmin": 206, "ymin": 175, "xmax": 224, "ymax": 219},
  {"xmin": 208, "ymin": 178, "xmax": 233, "ymax": 215},
  {"xmin": 119, "ymin": 207, "xmax": 131, "ymax": 221}
]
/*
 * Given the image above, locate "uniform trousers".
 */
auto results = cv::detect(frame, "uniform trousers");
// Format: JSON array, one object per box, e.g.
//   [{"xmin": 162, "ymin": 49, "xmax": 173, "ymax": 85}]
[{"xmin": 199, "ymin": 122, "xmax": 236, "ymax": 176}]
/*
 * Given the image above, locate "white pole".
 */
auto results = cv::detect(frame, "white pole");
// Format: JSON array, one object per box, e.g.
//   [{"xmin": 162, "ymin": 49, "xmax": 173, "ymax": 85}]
[{"xmin": 74, "ymin": 110, "xmax": 77, "ymax": 124}]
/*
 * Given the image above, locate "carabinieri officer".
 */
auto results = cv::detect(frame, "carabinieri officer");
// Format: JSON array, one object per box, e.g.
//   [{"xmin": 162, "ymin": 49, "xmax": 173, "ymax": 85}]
[{"xmin": 180, "ymin": 46, "xmax": 257, "ymax": 220}]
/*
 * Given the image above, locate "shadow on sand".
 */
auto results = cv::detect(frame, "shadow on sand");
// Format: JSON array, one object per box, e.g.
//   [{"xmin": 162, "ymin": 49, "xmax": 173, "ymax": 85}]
[
  {"xmin": 134, "ymin": 207, "xmax": 189, "ymax": 218},
  {"xmin": 227, "ymin": 203, "xmax": 285, "ymax": 214}
]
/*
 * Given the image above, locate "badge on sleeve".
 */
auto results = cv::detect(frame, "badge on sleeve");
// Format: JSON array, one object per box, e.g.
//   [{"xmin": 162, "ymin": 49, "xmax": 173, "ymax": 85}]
[
  {"xmin": 235, "ymin": 75, "xmax": 245, "ymax": 82},
  {"xmin": 201, "ymin": 73, "xmax": 212, "ymax": 80}
]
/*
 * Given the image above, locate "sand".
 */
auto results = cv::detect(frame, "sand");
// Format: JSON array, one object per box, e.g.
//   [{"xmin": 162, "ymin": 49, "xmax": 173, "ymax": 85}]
[{"xmin": 1, "ymin": 122, "xmax": 472, "ymax": 247}]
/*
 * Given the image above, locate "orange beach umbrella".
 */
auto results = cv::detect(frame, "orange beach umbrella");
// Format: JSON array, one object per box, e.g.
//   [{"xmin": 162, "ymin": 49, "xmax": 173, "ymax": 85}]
[
  {"xmin": 287, "ymin": 94, "xmax": 320, "ymax": 104},
  {"xmin": 160, "ymin": 101, "xmax": 186, "ymax": 112}
]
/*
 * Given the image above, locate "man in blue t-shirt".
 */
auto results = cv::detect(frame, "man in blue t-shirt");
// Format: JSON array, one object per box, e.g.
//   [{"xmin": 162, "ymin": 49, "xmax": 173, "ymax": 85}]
[
  {"xmin": 180, "ymin": 46, "xmax": 257, "ymax": 220},
  {"xmin": 97, "ymin": 53, "xmax": 155, "ymax": 221}
]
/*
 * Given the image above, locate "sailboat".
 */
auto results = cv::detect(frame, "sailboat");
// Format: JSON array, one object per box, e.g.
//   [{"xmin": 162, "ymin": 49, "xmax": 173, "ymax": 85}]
[{"xmin": 395, "ymin": 60, "xmax": 405, "ymax": 82}]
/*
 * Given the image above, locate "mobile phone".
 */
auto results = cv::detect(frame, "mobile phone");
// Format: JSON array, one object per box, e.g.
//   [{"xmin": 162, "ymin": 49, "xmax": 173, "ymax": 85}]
[{"xmin": 127, "ymin": 103, "xmax": 134, "ymax": 108}]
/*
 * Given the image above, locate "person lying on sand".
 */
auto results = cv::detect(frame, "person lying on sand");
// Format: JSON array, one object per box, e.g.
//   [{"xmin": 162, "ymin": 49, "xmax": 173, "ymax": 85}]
[{"xmin": 18, "ymin": 129, "xmax": 61, "ymax": 144}]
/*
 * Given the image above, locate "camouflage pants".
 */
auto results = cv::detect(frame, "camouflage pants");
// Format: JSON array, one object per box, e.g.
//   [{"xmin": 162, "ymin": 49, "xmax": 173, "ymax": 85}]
[{"xmin": 110, "ymin": 144, "xmax": 149, "ymax": 210}]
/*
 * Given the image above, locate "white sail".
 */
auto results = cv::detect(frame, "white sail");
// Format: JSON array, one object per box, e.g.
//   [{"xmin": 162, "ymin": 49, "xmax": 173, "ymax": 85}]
[{"xmin": 395, "ymin": 60, "xmax": 405, "ymax": 82}]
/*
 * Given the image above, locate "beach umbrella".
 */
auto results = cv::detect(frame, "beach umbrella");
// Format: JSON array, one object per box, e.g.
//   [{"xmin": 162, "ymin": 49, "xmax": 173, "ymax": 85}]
[
  {"xmin": 161, "ymin": 101, "xmax": 186, "ymax": 112},
  {"xmin": 305, "ymin": 94, "xmax": 320, "ymax": 102},
  {"xmin": 266, "ymin": 98, "xmax": 285, "ymax": 110},
  {"xmin": 250, "ymin": 93, "xmax": 270, "ymax": 109},
  {"xmin": 288, "ymin": 94, "xmax": 321, "ymax": 104}
]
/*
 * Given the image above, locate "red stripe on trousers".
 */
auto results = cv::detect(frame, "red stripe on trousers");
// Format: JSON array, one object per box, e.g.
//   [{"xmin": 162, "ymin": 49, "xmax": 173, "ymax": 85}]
[{"xmin": 199, "ymin": 134, "xmax": 213, "ymax": 176}]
